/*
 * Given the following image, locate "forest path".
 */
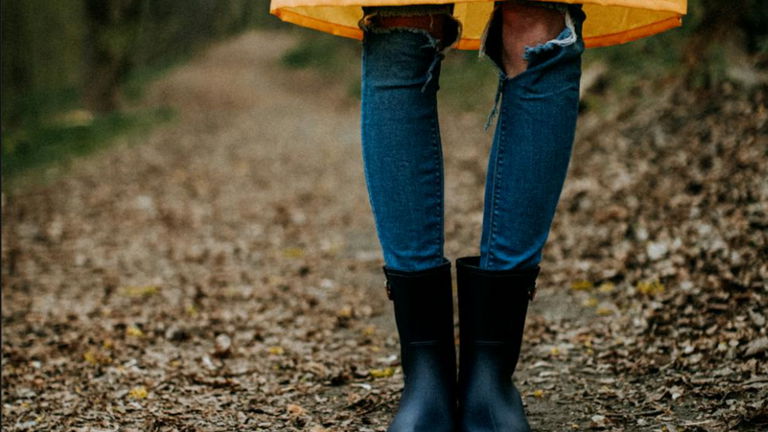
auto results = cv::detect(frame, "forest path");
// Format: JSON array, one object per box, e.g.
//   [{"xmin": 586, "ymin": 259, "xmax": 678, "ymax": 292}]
[{"xmin": 3, "ymin": 30, "xmax": 766, "ymax": 432}]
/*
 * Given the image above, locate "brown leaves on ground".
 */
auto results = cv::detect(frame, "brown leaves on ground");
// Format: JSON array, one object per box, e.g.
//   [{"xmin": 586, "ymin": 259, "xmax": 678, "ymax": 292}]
[{"xmin": 2, "ymin": 30, "xmax": 767, "ymax": 431}]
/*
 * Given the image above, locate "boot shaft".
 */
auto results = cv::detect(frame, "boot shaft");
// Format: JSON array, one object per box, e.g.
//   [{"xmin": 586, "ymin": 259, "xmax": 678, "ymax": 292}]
[
  {"xmin": 384, "ymin": 258, "xmax": 455, "ymax": 346},
  {"xmin": 455, "ymin": 256, "xmax": 538, "ymax": 431},
  {"xmin": 456, "ymin": 256, "xmax": 538, "ymax": 377},
  {"xmin": 382, "ymin": 259, "xmax": 458, "ymax": 431}
]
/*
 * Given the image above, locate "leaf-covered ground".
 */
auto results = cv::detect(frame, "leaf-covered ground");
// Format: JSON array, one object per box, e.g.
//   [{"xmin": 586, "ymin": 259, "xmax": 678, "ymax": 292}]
[{"xmin": 2, "ymin": 30, "xmax": 767, "ymax": 431}]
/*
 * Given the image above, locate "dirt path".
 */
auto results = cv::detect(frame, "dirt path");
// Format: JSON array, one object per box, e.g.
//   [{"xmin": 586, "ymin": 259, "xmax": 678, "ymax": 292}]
[{"xmin": 3, "ymin": 30, "xmax": 766, "ymax": 431}]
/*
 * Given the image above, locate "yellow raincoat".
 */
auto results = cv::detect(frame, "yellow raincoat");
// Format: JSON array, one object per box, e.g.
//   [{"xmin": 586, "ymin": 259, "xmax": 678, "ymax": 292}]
[{"xmin": 270, "ymin": 0, "xmax": 687, "ymax": 49}]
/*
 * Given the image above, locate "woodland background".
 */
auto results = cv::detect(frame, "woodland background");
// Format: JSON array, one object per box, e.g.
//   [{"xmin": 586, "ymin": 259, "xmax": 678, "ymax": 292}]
[
  {"xmin": 2, "ymin": 0, "xmax": 767, "ymax": 171},
  {"xmin": 2, "ymin": 1, "xmax": 767, "ymax": 431}
]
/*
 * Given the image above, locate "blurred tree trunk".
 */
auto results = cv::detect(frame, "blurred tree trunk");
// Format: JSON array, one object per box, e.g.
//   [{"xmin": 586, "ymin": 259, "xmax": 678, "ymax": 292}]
[
  {"xmin": 1, "ymin": 1, "xmax": 30, "ymax": 125},
  {"xmin": 682, "ymin": 0, "xmax": 767, "ymax": 87},
  {"xmin": 687, "ymin": 0, "xmax": 767, "ymax": 59},
  {"xmin": 82, "ymin": 0, "xmax": 143, "ymax": 113},
  {"xmin": 1, "ymin": 1, "xmax": 84, "ymax": 127}
]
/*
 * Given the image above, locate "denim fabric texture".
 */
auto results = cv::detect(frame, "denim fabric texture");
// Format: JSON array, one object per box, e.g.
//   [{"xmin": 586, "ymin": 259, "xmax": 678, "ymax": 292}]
[
  {"xmin": 360, "ymin": 3, "xmax": 585, "ymax": 272},
  {"xmin": 361, "ymin": 26, "xmax": 449, "ymax": 272}
]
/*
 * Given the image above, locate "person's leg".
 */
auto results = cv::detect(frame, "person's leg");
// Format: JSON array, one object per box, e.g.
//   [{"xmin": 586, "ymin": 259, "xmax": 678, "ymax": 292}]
[
  {"xmin": 479, "ymin": 0, "xmax": 585, "ymax": 271},
  {"xmin": 457, "ymin": 2, "xmax": 586, "ymax": 430},
  {"xmin": 359, "ymin": 7, "xmax": 461, "ymax": 432},
  {"xmin": 359, "ymin": 5, "xmax": 458, "ymax": 272}
]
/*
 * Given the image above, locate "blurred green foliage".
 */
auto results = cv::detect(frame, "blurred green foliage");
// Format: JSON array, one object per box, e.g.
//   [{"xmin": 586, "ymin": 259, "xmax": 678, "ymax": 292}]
[
  {"xmin": 282, "ymin": 35, "xmax": 350, "ymax": 70},
  {"xmin": 1, "ymin": 0, "xmax": 281, "ymax": 181},
  {"xmin": 2, "ymin": 0, "xmax": 280, "ymax": 127},
  {"xmin": 1, "ymin": 1, "xmax": 86, "ymax": 127},
  {"xmin": 3, "ymin": 0, "xmax": 765, "ymax": 183},
  {"xmin": 280, "ymin": 32, "xmax": 364, "ymax": 99},
  {"xmin": 589, "ymin": 0, "xmax": 768, "ymax": 89},
  {"xmin": 2, "ymin": 107, "xmax": 174, "ymax": 182}
]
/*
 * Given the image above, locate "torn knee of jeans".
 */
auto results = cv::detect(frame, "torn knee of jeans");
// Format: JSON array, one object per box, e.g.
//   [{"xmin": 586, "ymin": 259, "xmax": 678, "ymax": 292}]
[
  {"xmin": 522, "ymin": 7, "xmax": 577, "ymax": 65},
  {"xmin": 479, "ymin": 1, "xmax": 577, "ymax": 78},
  {"xmin": 480, "ymin": 4, "xmax": 580, "ymax": 130}
]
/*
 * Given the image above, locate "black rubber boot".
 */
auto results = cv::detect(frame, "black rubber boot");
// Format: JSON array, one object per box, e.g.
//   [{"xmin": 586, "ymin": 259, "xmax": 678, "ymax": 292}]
[
  {"xmin": 383, "ymin": 258, "xmax": 457, "ymax": 432},
  {"xmin": 455, "ymin": 256, "xmax": 539, "ymax": 432}
]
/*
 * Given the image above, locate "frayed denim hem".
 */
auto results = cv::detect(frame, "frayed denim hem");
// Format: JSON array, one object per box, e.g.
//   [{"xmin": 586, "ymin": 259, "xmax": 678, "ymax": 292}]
[{"xmin": 358, "ymin": 6, "xmax": 462, "ymax": 93}]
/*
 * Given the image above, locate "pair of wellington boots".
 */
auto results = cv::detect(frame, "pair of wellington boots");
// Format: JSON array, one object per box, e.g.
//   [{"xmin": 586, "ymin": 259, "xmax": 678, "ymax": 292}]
[{"xmin": 383, "ymin": 256, "xmax": 539, "ymax": 432}]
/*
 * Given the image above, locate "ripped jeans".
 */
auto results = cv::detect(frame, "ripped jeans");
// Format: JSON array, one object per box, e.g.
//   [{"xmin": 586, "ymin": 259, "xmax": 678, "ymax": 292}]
[{"xmin": 360, "ymin": 1, "xmax": 586, "ymax": 272}]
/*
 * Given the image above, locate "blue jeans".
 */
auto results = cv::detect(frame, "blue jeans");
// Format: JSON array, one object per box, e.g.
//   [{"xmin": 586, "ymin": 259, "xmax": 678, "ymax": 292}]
[{"xmin": 360, "ymin": 3, "xmax": 586, "ymax": 272}]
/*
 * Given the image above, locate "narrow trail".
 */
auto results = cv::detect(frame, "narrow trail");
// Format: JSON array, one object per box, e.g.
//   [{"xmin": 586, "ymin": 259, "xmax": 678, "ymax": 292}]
[{"xmin": 3, "ymin": 30, "xmax": 766, "ymax": 431}]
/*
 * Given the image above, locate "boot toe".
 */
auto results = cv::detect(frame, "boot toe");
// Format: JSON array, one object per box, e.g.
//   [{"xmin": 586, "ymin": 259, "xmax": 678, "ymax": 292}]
[
  {"xmin": 459, "ymin": 382, "xmax": 530, "ymax": 432},
  {"xmin": 389, "ymin": 396, "xmax": 456, "ymax": 432}
]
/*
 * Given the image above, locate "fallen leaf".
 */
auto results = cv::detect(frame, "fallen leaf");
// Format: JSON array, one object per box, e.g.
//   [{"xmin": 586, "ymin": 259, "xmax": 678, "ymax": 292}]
[
  {"xmin": 126, "ymin": 325, "xmax": 144, "ymax": 338},
  {"xmin": 83, "ymin": 349, "xmax": 111, "ymax": 365},
  {"xmin": 590, "ymin": 414, "xmax": 609, "ymax": 427},
  {"xmin": 286, "ymin": 404, "xmax": 306, "ymax": 416},
  {"xmin": 744, "ymin": 337, "xmax": 768, "ymax": 357},
  {"xmin": 186, "ymin": 305, "xmax": 198, "ymax": 317},
  {"xmin": 571, "ymin": 280, "xmax": 594, "ymax": 291},
  {"xmin": 128, "ymin": 386, "xmax": 148, "ymax": 400},
  {"xmin": 337, "ymin": 305, "xmax": 353, "ymax": 318},
  {"xmin": 214, "ymin": 334, "xmax": 232, "ymax": 357},
  {"xmin": 597, "ymin": 282, "xmax": 615, "ymax": 293},
  {"xmin": 637, "ymin": 280, "xmax": 665, "ymax": 296},
  {"xmin": 582, "ymin": 297, "xmax": 599, "ymax": 307},
  {"xmin": 369, "ymin": 367, "xmax": 395, "ymax": 378},
  {"xmin": 283, "ymin": 247, "xmax": 304, "ymax": 258}
]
